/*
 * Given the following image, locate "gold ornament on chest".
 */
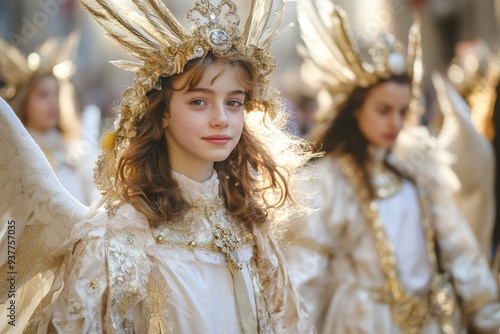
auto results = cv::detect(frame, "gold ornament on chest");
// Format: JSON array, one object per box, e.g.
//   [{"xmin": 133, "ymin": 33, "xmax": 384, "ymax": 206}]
[
  {"xmin": 212, "ymin": 223, "xmax": 243, "ymax": 270},
  {"xmin": 368, "ymin": 161, "xmax": 402, "ymax": 199},
  {"xmin": 154, "ymin": 202, "xmax": 247, "ymax": 271}
]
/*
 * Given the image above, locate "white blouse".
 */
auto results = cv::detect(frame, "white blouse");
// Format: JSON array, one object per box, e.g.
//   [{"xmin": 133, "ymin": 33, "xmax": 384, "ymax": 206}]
[
  {"xmin": 377, "ymin": 180, "xmax": 433, "ymax": 296},
  {"xmin": 146, "ymin": 171, "xmax": 257, "ymax": 333}
]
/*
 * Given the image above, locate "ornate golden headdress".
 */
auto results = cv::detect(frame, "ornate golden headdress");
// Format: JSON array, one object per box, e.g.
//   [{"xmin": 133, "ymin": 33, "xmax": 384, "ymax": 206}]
[
  {"xmin": 297, "ymin": 0, "xmax": 422, "ymax": 124},
  {"xmin": 0, "ymin": 33, "xmax": 79, "ymax": 99},
  {"xmin": 81, "ymin": 0, "xmax": 286, "ymax": 204}
]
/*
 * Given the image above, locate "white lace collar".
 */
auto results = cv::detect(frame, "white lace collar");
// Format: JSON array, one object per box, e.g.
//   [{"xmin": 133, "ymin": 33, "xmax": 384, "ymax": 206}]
[{"xmin": 172, "ymin": 170, "xmax": 220, "ymax": 205}]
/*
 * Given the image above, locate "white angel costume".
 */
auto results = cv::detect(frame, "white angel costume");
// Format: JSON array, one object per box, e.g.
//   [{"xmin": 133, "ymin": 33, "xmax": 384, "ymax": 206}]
[
  {"xmin": 0, "ymin": 87, "xmax": 311, "ymax": 334},
  {"xmin": 1, "ymin": 0, "xmax": 314, "ymax": 332},
  {"xmin": 35, "ymin": 170, "xmax": 310, "ymax": 333},
  {"xmin": 285, "ymin": 145, "xmax": 500, "ymax": 333},
  {"xmin": 284, "ymin": 1, "xmax": 500, "ymax": 333}
]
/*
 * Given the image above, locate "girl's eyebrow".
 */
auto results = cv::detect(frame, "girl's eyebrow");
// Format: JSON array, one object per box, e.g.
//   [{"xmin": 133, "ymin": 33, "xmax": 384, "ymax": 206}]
[
  {"xmin": 374, "ymin": 102, "xmax": 390, "ymax": 108},
  {"xmin": 186, "ymin": 87, "xmax": 246, "ymax": 96}
]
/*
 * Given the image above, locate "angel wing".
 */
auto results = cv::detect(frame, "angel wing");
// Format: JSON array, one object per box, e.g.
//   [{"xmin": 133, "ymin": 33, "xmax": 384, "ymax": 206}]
[
  {"xmin": 0, "ymin": 97, "xmax": 88, "ymax": 328},
  {"xmin": 433, "ymin": 72, "xmax": 495, "ymax": 258}
]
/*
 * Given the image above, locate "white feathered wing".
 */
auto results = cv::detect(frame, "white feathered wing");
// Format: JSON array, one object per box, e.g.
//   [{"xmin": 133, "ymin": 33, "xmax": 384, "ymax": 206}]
[
  {"xmin": 433, "ymin": 73, "xmax": 495, "ymax": 259},
  {"xmin": 0, "ymin": 97, "xmax": 88, "ymax": 331}
]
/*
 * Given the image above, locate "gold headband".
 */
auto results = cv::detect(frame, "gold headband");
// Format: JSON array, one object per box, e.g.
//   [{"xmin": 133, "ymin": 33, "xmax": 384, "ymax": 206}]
[
  {"xmin": 297, "ymin": 0, "xmax": 422, "ymax": 123},
  {"xmin": 82, "ymin": 0, "xmax": 286, "ymax": 205}
]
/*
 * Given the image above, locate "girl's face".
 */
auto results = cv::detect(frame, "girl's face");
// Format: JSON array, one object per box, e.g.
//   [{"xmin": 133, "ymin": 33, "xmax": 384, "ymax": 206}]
[
  {"xmin": 355, "ymin": 81, "xmax": 411, "ymax": 149},
  {"xmin": 163, "ymin": 63, "xmax": 246, "ymax": 181},
  {"xmin": 25, "ymin": 75, "xmax": 59, "ymax": 133}
]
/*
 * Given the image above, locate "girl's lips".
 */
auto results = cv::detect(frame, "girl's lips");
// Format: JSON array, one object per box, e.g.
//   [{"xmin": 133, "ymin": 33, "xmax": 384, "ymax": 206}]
[{"xmin": 203, "ymin": 135, "xmax": 231, "ymax": 145}]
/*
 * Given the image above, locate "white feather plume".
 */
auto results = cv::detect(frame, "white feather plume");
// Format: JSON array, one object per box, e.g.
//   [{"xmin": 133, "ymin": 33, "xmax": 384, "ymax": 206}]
[{"xmin": 243, "ymin": 0, "xmax": 285, "ymax": 49}]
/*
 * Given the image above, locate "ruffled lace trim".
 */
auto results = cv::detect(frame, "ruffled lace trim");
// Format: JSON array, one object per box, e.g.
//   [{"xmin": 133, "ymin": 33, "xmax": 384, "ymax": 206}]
[{"xmin": 172, "ymin": 170, "xmax": 219, "ymax": 205}]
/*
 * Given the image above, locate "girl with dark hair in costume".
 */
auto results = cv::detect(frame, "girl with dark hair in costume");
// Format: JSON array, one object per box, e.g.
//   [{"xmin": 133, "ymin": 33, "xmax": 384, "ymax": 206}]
[{"xmin": 285, "ymin": 1, "xmax": 500, "ymax": 333}]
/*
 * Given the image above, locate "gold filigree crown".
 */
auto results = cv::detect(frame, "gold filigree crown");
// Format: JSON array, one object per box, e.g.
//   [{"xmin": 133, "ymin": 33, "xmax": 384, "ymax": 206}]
[
  {"xmin": 81, "ymin": 0, "xmax": 286, "ymax": 204},
  {"xmin": 187, "ymin": 0, "xmax": 240, "ymax": 53},
  {"xmin": 297, "ymin": 0, "xmax": 422, "ymax": 123}
]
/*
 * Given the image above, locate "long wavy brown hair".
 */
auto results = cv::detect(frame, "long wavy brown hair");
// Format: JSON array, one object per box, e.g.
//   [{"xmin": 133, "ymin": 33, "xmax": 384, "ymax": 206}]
[
  {"xmin": 116, "ymin": 50, "xmax": 291, "ymax": 228},
  {"xmin": 311, "ymin": 75, "xmax": 412, "ymax": 198}
]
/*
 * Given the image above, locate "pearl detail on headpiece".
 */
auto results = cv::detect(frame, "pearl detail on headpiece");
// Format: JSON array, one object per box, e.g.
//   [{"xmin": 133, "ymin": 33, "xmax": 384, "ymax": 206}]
[{"xmin": 387, "ymin": 52, "xmax": 407, "ymax": 76}]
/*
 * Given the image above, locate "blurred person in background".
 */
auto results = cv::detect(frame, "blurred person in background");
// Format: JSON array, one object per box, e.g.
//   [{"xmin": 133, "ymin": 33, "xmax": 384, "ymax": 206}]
[
  {"xmin": 284, "ymin": 1, "xmax": 500, "ymax": 333},
  {"xmin": 0, "ymin": 32, "xmax": 100, "ymax": 206}
]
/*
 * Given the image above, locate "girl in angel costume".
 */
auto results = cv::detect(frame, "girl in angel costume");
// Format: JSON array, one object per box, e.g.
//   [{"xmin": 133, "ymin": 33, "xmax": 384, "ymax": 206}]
[
  {"xmin": 0, "ymin": 0, "xmax": 314, "ymax": 333},
  {"xmin": 284, "ymin": 1, "xmax": 500, "ymax": 333},
  {"xmin": 0, "ymin": 34, "xmax": 99, "ymax": 206}
]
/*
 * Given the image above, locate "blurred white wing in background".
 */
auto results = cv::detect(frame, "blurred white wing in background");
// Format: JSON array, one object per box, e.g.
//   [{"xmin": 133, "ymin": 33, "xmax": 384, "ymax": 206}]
[
  {"xmin": 433, "ymin": 72, "xmax": 496, "ymax": 259},
  {"xmin": 0, "ymin": 97, "xmax": 89, "ymax": 332}
]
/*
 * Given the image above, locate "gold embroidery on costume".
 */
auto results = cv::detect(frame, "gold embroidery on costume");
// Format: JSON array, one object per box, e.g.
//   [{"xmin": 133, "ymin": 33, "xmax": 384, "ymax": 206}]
[
  {"xmin": 248, "ymin": 261, "xmax": 274, "ymax": 333},
  {"xmin": 339, "ymin": 154, "xmax": 457, "ymax": 334},
  {"xmin": 143, "ymin": 267, "xmax": 174, "ymax": 333},
  {"xmin": 106, "ymin": 228, "xmax": 148, "ymax": 330},
  {"xmin": 368, "ymin": 160, "xmax": 402, "ymax": 199},
  {"xmin": 153, "ymin": 196, "xmax": 252, "ymax": 261}
]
